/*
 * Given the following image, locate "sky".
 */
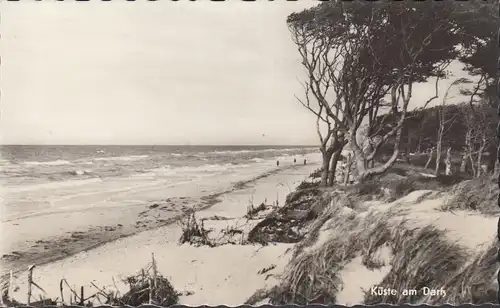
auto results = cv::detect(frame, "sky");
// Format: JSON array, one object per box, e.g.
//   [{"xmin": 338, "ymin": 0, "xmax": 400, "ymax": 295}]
[{"xmin": 0, "ymin": 1, "xmax": 476, "ymax": 146}]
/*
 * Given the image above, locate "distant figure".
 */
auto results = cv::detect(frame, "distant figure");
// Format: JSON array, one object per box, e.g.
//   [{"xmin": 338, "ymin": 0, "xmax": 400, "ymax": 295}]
[
  {"xmin": 304, "ymin": 159, "xmax": 307, "ymax": 165},
  {"xmin": 294, "ymin": 158, "xmax": 296, "ymax": 164},
  {"xmin": 276, "ymin": 160, "xmax": 280, "ymax": 167}
]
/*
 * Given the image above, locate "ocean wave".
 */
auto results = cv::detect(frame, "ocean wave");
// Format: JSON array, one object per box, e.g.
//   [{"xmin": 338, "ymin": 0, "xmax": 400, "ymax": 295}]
[
  {"xmin": 3, "ymin": 178, "xmax": 103, "ymax": 193},
  {"xmin": 152, "ymin": 162, "xmax": 251, "ymax": 176},
  {"xmin": 204, "ymin": 147, "xmax": 308, "ymax": 155},
  {"xmin": 24, "ymin": 160, "xmax": 72, "ymax": 166},
  {"xmin": 93, "ymin": 155, "xmax": 150, "ymax": 162}
]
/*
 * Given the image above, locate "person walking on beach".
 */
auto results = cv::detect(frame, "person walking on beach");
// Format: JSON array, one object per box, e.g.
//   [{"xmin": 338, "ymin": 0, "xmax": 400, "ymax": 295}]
[
  {"xmin": 304, "ymin": 159, "xmax": 307, "ymax": 165},
  {"xmin": 294, "ymin": 158, "xmax": 296, "ymax": 164},
  {"xmin": 277, "ymin": 160, "xmax": 280, "ymax": 167}
]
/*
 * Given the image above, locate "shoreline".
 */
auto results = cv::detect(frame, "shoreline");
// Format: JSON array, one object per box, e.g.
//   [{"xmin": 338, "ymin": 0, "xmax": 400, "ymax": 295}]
[{"xmin": 1, "ymin": 162, "xmax": 320, "ymax": 279}]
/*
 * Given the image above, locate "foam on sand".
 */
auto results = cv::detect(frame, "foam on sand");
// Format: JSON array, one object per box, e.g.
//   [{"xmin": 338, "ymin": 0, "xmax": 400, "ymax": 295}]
[{"xmin": 23, "ymin": 160, "xmax": 72, "ymax": 166}]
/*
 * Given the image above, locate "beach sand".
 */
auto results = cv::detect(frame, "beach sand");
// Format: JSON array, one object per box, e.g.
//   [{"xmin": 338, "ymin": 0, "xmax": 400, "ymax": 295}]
[
  {"xmin": 5, "ymin": 161, "xmax": 320, "ymax": 305},
  {"xmin": 0, "ymin": 153, "xmax": 319, "ymax": 274},
  {"xmin": 5, "ymin": 163, "xmax": 497, "ymax": 306}
]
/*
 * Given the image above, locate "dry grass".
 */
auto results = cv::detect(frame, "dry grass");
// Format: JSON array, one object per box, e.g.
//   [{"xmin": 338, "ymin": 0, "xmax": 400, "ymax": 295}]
[
  {"xmin": 349, "ymin": 172, "xmax": 468, "ymax": 204},
  {"xmin": 245, "ymin": 202, "xmax": 268, "ymax": 219},
  {"xmin": 247, "ymin": 188, "xmax": 328, "ymax": 245},
  {"xmin": 258, "ymin": 189, "xmax": 472, "ymax": 305},
  {"xmin": 364, "ymin": 226, "xmax": 469, "ymax": 304},
  {"xmin": 178, "ymin": 211, "xmax": 251, "ymax": 247},
  {"xmin": 178, "ymin": 211, "xmax": 215, "ymax": 247},
  {"xmin": 119, "ymin": 259, "xmax": 179, "ymax": 306},
  {"xmin": 428, "ymin": 241, "xmax": 498, "ymax": 304},
  {"xmin": 267, "ymin": 201, "xmax": 395, "ymax": 305},
  {"xmin": 441, "ymin": 175, "xmax": 499, "ymax": 215}
]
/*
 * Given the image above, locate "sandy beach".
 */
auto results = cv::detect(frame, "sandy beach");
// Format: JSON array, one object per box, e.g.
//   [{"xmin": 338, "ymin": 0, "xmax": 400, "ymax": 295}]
[{"xmin": 3, "ymin": 159, "xmax": 321, "ymax": 305}]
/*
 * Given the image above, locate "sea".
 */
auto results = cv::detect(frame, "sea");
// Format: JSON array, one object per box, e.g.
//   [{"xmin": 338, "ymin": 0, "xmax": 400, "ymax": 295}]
[{"xmin": 0, "ymin": 145, "xmax": 318, "ymax": 190}]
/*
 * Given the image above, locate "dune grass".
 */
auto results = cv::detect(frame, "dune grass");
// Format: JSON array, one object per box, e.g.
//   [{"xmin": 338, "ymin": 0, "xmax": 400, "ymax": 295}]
[
  {"xmin": 254, "ymin": 188, "xmax": 474, "ymax": 305},
  {"xmin": 347, "ymin": 172, "xmax": 466, "ymax": 204},
  {"xmin": 364, "ymin": 225, "xmax": 469, "ymax": 304},
  {"xmin": 428, "ymin": 241, "xmax": 498, "ymax": 304},
  {"xmin": 440, "ymin": 175, "xmax": 499, "ymax": 215},
  {"xmin": 266, "ymin": 199, "xmax": 398, "ymax": 305}
]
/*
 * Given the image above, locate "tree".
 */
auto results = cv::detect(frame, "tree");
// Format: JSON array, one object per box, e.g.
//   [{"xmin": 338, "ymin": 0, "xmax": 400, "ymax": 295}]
[
  {"xmin": 460, "ymin": 100, "xmax": 496, "ymax": 177},
  {"xmin": 453, "ymin": 0, "xmax": 498, "ymax": 111},
  {"xmin": 450, "ymin": 0, "xmax": 499, "ymax": 176},
  {"xmin": 434, "ymin": 79, "xmax": 463, "ymax": 175},
  {"xmin": 288, "ymin": 0, "xmax": 461, "ymax": 183}
]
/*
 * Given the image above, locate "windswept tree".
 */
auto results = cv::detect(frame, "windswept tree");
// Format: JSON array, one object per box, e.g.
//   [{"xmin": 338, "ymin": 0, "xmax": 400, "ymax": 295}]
[
  {"xmin": 288, "ymin": 0, "xmax": 461, "ymax": 183},
  {"xmin": 453, "ymin": 0, "xmax": 498, "ymax": 111}
]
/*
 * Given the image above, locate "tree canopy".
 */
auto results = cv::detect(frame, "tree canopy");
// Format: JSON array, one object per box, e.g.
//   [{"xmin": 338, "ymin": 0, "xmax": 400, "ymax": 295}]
[{"xmin": 287, "ymin": 0, "xmax": 499, "ymax": 183}]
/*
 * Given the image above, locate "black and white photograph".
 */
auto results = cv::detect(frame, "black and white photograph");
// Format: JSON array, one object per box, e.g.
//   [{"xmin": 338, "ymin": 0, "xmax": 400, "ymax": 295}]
[{"xmin": 0, "ymin": 0, "xmax": 499, "ymax": 306}]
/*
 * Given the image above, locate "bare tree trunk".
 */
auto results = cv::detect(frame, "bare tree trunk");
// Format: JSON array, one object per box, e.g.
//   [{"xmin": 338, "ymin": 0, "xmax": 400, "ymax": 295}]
[
  {"xmin": 464, "ymin": 129, "xmax": 477, "ymax": 176},
  {"xmin": 460, "ymin": 151, "xmax": 467, "ymax": 173},
  {"xmin": 416, "ymin": 136, "xmax": 423, "ymax": 154},
  {"xmin": 435, "ymin": 130, "xmax": 443, "ymax": 175},
  {"xmin": 445, "ymin": 147, "xmax": 452, "ymax": 176},
  {"xmin": 476, "ymin": 141, "xmax": 486, "ymax": 177},
  {"xmin": 405, "ymin": 143, "xmax": 412, "ymax": 165},
  {"xmin": 343, "ymin": 153, "xmax": 352, "ymax": 185},
  {"xmin": 425, "ymin": 147, "xmax": 434, "ymax": 169},
  {"xmin": 320, "ymin": 149, "xmax": 333, "ymax": 187},
  {"xmin": 353, "ymin": 123, "xmax": 404, "ymax": 183},
  {"xmin": 328, "ymin": 150, "xmax": 341, "ymax": 186},
  {"xmin": 468, "ymin": 152, "xmax": 477, "ymax": 177}
]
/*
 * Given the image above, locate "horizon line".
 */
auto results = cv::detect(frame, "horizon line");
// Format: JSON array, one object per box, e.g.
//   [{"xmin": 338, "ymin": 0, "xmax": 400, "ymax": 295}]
[{"xmin": 0, "ymin": 144, "xmax": 319, "ymax": 147}]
